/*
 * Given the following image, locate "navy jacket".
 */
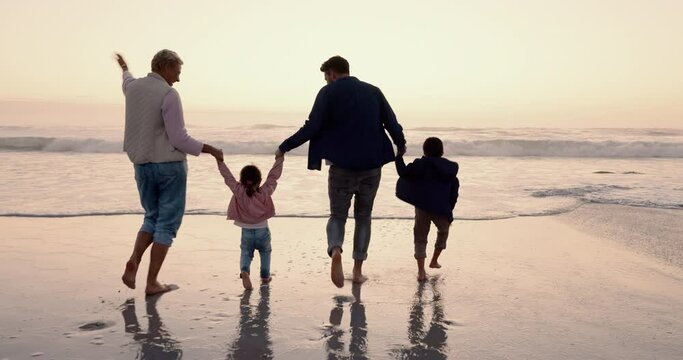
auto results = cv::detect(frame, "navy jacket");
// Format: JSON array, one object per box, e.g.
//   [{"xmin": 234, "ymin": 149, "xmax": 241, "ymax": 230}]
[
  {"xmin": 279, "ymin": 76, "xmax": 406, "ymax": 171},
  {"xmin": 395, "ymin": 156, "xmax": 460, "ymax": 222}
]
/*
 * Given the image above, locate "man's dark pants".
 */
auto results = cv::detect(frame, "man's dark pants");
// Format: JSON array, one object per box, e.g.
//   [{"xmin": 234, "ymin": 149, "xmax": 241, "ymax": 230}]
[{"xmin": 326, "ymin": 166, "xmax": 382, "ymax": 260}]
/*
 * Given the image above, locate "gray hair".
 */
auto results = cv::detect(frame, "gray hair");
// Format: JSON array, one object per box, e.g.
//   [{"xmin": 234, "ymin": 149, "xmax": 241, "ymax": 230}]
[{"xmin": 151, "ymin": 49, "xmax": 183, "ymax": 72}]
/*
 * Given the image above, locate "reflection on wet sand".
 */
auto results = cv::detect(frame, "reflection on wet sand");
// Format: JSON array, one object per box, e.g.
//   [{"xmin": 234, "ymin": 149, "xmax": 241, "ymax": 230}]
[
  {"xmin": 324, "ymin": 283, "xmax": 368, "ymax": 360},
  {"xmin": 226, "ymin": 286, "xmax": 273, "ymax": 359},
  {"xmin": 390, "ymin": 277, "xmax": 449, "ymax": 359},
  {"xmin": 121, "ymin": 295, "xmax": 183, "ymax": 360}
]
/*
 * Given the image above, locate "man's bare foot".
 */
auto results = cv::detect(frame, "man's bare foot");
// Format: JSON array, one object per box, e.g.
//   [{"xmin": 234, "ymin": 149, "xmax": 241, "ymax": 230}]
[
  {"xmin": 352, "ymin": 272, "xmax": 368, "ymax": 284},
  {"xmin": 417, "ymin": 269, "xmax": 428, "ymax": 282},
  {"xmin": 429, "ymin": 261, "xmax": 442, "ymax": 269},
  {"xmin": 261, "ymin": 277, "xmax": 272, "ymax": 286},
  {"xmin": 122, "ymin": 260, "xmax": 138, "ymax": 289},
  {"xmin": 331, "ymin": 250, "xmax": 344, "ymax": 288},
  {"xmin": 241, "ymin": 271, "xmax": 253, "ymax": 290},
  {"xmin": 145, "ymin": 282, "xmax": 174, "ymax": 296}
]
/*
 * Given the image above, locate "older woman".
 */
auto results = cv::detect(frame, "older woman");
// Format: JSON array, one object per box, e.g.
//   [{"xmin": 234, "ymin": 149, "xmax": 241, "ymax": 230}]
[{"xmin": 116, "ymin": 49, "xmax": 223, "ymax": 296}]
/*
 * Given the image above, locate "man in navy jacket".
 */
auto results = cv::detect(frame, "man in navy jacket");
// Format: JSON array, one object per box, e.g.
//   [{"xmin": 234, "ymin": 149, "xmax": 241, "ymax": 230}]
[
  {"xmin": 278, "ymin": 56, "xmax": 406, "ymax": 288},
  {"xmin": 395, "ymin": 137, "xmax": 459, "ymax": 281}
]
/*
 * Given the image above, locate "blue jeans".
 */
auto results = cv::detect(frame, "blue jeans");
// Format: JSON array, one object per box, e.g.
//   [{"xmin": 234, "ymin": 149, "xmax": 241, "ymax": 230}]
[
  {"xmin": 134, "ymin": 161, "xmax": 187, "ymax": 247},
  {"xmin": 327, "ymin": 166, "xmax": 382, "ymax": 260},
  {"xmin": 240, "ymin": 227, "xmax": 272, "ymax": 279}
]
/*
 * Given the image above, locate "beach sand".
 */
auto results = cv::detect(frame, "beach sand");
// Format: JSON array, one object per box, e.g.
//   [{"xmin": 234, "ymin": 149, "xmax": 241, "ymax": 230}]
[{"xmin": 1, "ymin": 204, "xmax": 682, "ymax": 359}]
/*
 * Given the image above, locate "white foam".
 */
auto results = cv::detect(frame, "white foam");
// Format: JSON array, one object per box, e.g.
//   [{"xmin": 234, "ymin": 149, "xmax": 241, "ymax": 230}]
[{"xmin": 2, "ymin": 136, "xmax": 682, "ymax": 158}]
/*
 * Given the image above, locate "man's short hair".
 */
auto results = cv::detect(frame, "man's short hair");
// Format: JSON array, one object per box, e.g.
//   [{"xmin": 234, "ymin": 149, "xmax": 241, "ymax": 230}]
[
  {"xmin": 320, "ymin": 56, "xmax": 350, "ymax": 74},
  {"xmin": 423, "ymin": 137, "xmax": 444, "ymax": 157},
  {"xmin": 151, "ymin": 49, "xmax": 183, "ymax": 72}
]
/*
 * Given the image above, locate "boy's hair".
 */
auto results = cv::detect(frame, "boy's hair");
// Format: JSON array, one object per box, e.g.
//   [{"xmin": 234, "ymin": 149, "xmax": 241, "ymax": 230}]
[
  {"xmin": 423, "ymin": 137, "xmax": 444, "ymax": 157},
  {"xmin": 240, "ymin": 165, "xmax": 262, "ymax": 197},
  {"xmin": 320, "ymin": 56, "xmax": 350, "ymax": 74}
]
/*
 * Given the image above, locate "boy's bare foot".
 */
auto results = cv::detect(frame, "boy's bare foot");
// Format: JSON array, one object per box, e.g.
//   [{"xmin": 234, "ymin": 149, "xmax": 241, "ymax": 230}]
[
  {"xmin": 331, "ymin": 249, "xmax": 344, "ymax": 288},
  {"xmin": 261, "ymin": 277, "xmax": 272, "ymax": 285},
  {"xmin": 429, "ymin": 261, "xmax": 442, "ymax": 269},
  {"xmin": 122, "ymin": 259, "xmax": 138, "ymax": 289},
  {"xmin": 417, "ymin": 269, "xmax": 428, "ymax": 282},
  {"xmin": 240, "ymin": 271, "xmax": 253, "ymax": 290},
  {"xmin": 145, "ymin": 282, "xmax": 174, "ymax": 296}
]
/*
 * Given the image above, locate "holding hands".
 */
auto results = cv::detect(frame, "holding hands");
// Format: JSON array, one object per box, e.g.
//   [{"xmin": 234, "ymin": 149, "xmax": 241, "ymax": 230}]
[
  {"xmin": 212, "ymin": 148, "xmax": 224, "ymax": 162},
  {"xmin": 202, "ymin": 144, "xmax": 224, "ymax": 162}
]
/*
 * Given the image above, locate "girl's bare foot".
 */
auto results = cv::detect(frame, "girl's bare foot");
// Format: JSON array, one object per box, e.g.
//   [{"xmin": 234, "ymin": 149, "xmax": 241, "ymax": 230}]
[
  {"xmin": 331, "ymin": 250, "xmax": 344, "ymax": 288},
  {"xmin": 429, "ymin": 261, "xmax": 442, "ymax": 269},
  {"xmin": 122, "ymin": 260, "xmax": 138, "ymax": 289},
  {"xmin": 240, "ymin": 271, "xmax": 253, "ymax": 290}
]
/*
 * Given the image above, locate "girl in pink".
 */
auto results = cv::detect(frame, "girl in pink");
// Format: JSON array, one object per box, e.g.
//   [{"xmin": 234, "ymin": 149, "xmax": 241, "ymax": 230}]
[{"xmin": 216, "ymin": 154, "xmax": 284, "ymax": 290}]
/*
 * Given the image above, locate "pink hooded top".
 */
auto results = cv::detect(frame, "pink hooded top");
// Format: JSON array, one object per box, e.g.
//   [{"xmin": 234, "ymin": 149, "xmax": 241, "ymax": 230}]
[{"xmin": 217, "ymin": 157, "xmax": 284, "ymax": 226}]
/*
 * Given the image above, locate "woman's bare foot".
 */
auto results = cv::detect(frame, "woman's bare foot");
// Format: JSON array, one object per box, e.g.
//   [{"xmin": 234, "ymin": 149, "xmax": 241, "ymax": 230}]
[
  {"xmin": 429, "ymin": 261, "xmax": 442, "ymax": 269},
  {"xmin": 122, "ymin": 260, "xmax": 138, "ymax": 289},
  {"xmin": 261, "ymin": 277, "xmax": 272, "ymax": 286},
  {"xmin": 240, "ymin": 271, "xmax": 253, "ymax": 290},
  {"xmin": 331, "ymin": 249, "xmax": 344, "ymax": 288},
  {"xmin": 145, "ymin": 281, "xmax": 173, "ymax": 296}
]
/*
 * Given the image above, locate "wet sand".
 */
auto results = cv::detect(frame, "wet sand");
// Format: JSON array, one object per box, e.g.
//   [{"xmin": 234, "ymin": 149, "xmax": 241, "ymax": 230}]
[{"xmin": 1, "ymin": 205, "xmax": 682, "ymax": 359}]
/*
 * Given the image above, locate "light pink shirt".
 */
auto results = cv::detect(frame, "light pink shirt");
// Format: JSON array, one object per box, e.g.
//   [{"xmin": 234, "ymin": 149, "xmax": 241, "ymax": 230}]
[
  {"xmin": 218, "ymin": 157, "xmax": 284, "ymax": 226},
  {"xmin": 122, "ymin": 71, "xmax": 203, "ymax": 156}
]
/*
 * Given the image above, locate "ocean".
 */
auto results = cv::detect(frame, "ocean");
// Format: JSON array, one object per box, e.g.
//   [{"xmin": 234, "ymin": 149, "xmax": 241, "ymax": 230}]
[{"xmin": 1, "ymin": 125, "xmax": 682, "ymax": 220}]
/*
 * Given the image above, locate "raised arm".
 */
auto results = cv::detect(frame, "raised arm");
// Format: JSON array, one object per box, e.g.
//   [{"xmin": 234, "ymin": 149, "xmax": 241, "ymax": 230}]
[
  {"xmin": 395, "ymin": 155, "xmax": 408, "ymax": 177},
  {"xmin": 260, "ymin": 155, "xmax": 285, "ymax": 196},
  {"xmin": 115, "ymin": 53, "xmax": 135, "ymax": 93},
  {"xmin": 395, "ymin": 156, "xmax": 420, "ymax": 178},
  {"xmin": 217, "ymin": 161, "xmax": 239, "ymax": 192}
]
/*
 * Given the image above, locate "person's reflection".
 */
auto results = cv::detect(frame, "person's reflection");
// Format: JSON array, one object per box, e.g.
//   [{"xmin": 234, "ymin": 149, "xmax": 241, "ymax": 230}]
[
  {"xmin": 121, "ymin": 295, "xmax": 183, "ymax": 359},
  {"xmin": 324, "ymin": 295, "xmax": 346, "ymax": 358},
  {"xmin": 323, "ymin": 283, "xmax": 368, "ymax": 360},
  {"xmin": 227, "ymin": 286, "xmax": 273, "ymax": 359},
  {"xmin": 390, "ymin": 277, "xmax": 448, "ymax": 359}
]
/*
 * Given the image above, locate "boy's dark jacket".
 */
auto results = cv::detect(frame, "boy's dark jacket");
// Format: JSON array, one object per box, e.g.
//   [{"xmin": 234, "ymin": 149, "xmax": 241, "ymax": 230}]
[{"xmin": 395, "ymin": 156, "xmax": 459, "ymax": 222}]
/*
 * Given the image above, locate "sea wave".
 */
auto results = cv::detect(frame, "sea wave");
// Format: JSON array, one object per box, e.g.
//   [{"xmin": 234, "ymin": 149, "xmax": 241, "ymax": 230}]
[
  {"xmin": 1, "ymin": 136, "xmax": 683, "ymax": 158},
  {"xmin": 0, "ymin": 137, "xmax": 307, "ymax": 155},
  {"xmin": 447, "ymin": 139, "xmax": 683, "ymax": 158}
]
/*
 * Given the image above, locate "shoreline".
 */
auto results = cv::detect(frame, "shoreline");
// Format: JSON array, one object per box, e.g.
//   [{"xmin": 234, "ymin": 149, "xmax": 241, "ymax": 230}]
[{"xmin": 1, "ymin": 201, "xmax": 680, "ymax": 220}]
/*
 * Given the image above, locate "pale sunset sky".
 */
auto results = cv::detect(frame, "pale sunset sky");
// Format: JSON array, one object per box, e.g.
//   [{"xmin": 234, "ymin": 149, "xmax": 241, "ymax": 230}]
[{"xmin": 0, "ymin": 0, "xmax": 681, "ymax": 127}]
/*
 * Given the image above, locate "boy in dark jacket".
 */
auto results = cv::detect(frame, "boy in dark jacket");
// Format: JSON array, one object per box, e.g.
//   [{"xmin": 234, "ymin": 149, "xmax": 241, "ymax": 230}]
[{"xmin": 395, "ymin": 137, "xmax": 459, "ymax": 281}]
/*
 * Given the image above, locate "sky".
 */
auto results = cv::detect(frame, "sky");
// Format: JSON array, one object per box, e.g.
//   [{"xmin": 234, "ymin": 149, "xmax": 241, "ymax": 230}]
[{"xmin": 0, "ymin": 0, "xmax": 681, "ymax": 128}]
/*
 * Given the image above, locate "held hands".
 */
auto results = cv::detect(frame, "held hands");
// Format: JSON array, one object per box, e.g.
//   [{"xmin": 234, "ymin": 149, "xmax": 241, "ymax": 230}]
[
  {"xmin": 213, "ymin": 148, "xmax": 224, "ymax": 163},
  {"xmin": 114, "ymin": 53, "xmax": 128, "ymax": 72},
  {"xmin": 275, "ymin": 148, "xmax": 285, "ymax": 159},
  {"xmin": 203, "ymin": 144, "xmax": 224, "ymax": 162},
  {"xmin": 396, "ymin": 145, "xmax": 407, "ymax": 158}
]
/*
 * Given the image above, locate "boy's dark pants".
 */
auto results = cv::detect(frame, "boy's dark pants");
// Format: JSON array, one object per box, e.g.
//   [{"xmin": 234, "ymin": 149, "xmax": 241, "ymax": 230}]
[{"xmin": 413, "ymin": 207, "xmax": 450, "ymax": 259}]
